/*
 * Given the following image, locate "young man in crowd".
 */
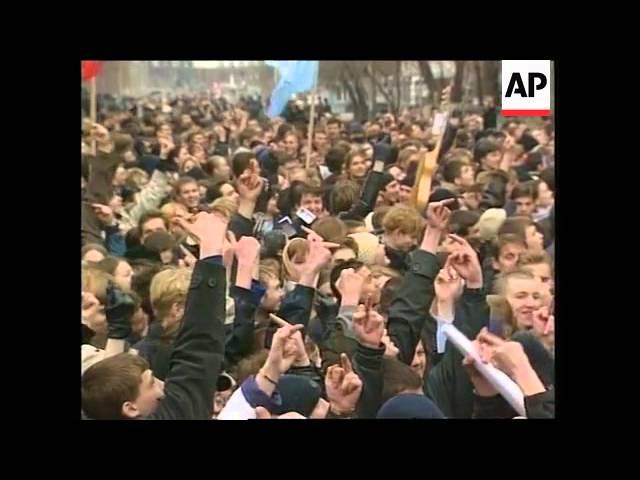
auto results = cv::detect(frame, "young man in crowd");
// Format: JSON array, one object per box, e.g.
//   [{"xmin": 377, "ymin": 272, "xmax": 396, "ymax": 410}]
[
  {"xmin": 440, "ymin": 159, "xmax": 475, "ymax": 194},
  {"xmin": 326, "ymin": 118, "xmax": 342, "ymax": 145},
  {"xmin": 509, "ymin": 182, "xmax": 537, "ymax": 218},
  {"xmin": 174, "ymin": 176, "xmax": 204, "ymax": 214}
]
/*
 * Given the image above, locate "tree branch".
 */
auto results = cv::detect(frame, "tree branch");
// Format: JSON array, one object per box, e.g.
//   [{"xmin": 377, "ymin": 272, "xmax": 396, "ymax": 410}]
[{"xmin": 365, "ymin": 66, "xmax": 395, "ymax": 112}]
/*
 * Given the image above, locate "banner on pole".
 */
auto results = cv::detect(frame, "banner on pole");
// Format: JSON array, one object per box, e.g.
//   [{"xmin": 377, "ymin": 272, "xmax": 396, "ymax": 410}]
[
  {"xmin": 82, "ymin": 61, "xmax": 104, "ymax": 81},
  {"xmin": 265, "ymin": 61, "xmax": 319, "ymax": 118}
]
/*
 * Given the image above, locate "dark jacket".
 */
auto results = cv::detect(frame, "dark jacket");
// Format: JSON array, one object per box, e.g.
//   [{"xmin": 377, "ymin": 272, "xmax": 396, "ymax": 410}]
[
  {"xmin": 287, "ymin": 364, "xmax": 324, "ymax": 389},
  {"xmin": 224, "ymin": 284, "xmax": 260, "ymax": 369},
  {"xmin": 145, "ymin": 258, "xmax": 226, "ymax": 420},
  {"xmin": 387, "ymin": 249, "xmax": 440, "ymax": 365},
  {"xmin": 82, "ymin": 149, "xmax": 123, "ymax": 246},
  {"xmin": 424, "ymin": 287, "xmax": 489, "ymax": 418},
  {"xmin": 384, "ymin": 246, "xmax": 411, "ymax": 274},
  {"xmin": 104, "ymin": 224, "xmax": 126, "ymax": 257},
  {"xmin": 229, "ymin": 213, "xmax": 255, "ymax": 240},
  {"xmin": 524, "ymin": 389, "xmax": 555, "ymax": 418},
  {"xmin": 319, "ymin": 319, "xmax": 358, "ymax": 373},
  {"xmin": 339, "ymin": 170, "xmax": 387, "ymax": 221},
  {"xmin": 311, "ymin": 293, "xmax": 339, "ymax": 344},
  {"xmin": 134, "ymin": 321, "xmax": 173, "ymax": 381},
  {"xmin": 352, "ymin": 342, "xmax": 385, "ymax": 419},
  {"xmin": 472, "ymin": 389, "xmax": 555, "ymax": 419},
  {"xmin": 136, "ymin": 281, "xmax": 260, "ymax": 379}
]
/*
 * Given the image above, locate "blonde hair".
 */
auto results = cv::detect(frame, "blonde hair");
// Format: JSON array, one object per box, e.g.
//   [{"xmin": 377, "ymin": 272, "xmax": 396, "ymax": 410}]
[
  {"xmin": 397, "ymin": 148, "xmax": 418, "ymax": 169},
  {"xmin": 160, "ymin": 202, "xmax": 187, "ymax": 222},
  {"xmin": 518, "ymin": 250, "xmax": 553, "ymax": 271},
  {"xmin": 259, "ymin": 261, "xmax": 281, "ymax": 286},
  {"xmin": 382, "ymin": 205, "xmax": 424, "ymax": 236},
  {"xmin": 210, "ymin": 196, "xmax": 238, "ymax": 220},
  {"xmin": 305, "ymin": 168, "xmax": 322, "ymax": 188},
  {"xmin": 444, "ymin": 148, "xmax": 473, "ymax": 164},
  {"xmin": 260, "ymin": 258, "xmax": 283, "ymax": 281},
  {"xmin": 150, "ymin": 267, "xmax": 192, "ymax": 326},
  {"xmin": 493, "ymin": 269, "xmax": 536, "ymax": 338},
  {"xmin": 282, "ymin": 238, "xmax": 309, "ymax": 282},
  {"xmin": 125, "ymin": 168, "xmax": 149, "ymax": 188},
  {"xmin": 82, "ymin": 267, "xmax": 112, "ymax": 305}
]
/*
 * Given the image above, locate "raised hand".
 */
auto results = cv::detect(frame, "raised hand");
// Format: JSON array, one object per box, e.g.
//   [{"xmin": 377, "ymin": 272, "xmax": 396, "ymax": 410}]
[
  {"xmin": 264, "ymin": 318, "xmax": 305, "ymax": 375},
  {"xmin": 352, "ymin": 298, "xmax": 385, "ymax": 349},
  {"xmin": 426, "ymin": 198, "xmax": 455, "ymax": 230},
  {"xmin": 381, "ymin": 329, "xmax": 400, "ymax": 358},
  {"xmin": 302, "ymin": 239, "xmax": 338, "ymax": 276},
  {"xmin": 90, "ymin": 123, "xmax": 111, "ymax": 146},
  {"xmin": 462, "ymin": 340, "xmax": 498, "ymax": 397},
  {"xmin": 291, "ymin": 330, "xmax": 312, "ymax": 367},
  {"xmin": 214, "ymin": 124, "xmax": 227, "ymax": 142},
  {"xmin": 434, "ymin": 263, "xmax": 462, "ymax": 307},
  {"xmin": 237, "ymin": 171, "xmax": 263, "ymax": 202},
  {"xmin": 301, "ymin": 226, "xmax": 325, "ymax": 245},
  {"xmin": 446, "ymin": 234, "xmax": 483, "ymax": 288},
  {"xmin": 336, "ymin": 268, "xmax": 365, "ymax": 306},
  {"xmin": 233, "ymin": 234, "xmax": 259, "ymax": 266},
  {"xmin": 159, "ymin": 137, "xmax": 175, "ymax": 158},
  {"xmin": 477, "ymin": 328, "xmax": 534, "ymax": 380},
  {"xmin": 91, "ymin": 203, "xmax": 115, "ymax": 225},
  {"xmin": 174, "ymin": 210, "xmax": 229, "ymax": 259},
  {"xmin": 531, "ymin": 303, "xmax": 554, "ymax": 352},
  {"xmin": 82, "ymin": 291, "xmax": 102, "ymax": 321},
  {"xmin": 82, "ymin": 291, "xmax": 106, "ymax": 334},
  {"xmin": 222, "ymin": 231, "xmax": 238, "ymax": 271},
  {"xmin": 325, "ymin": 353, "xmax": 363, "ymax": 416}
]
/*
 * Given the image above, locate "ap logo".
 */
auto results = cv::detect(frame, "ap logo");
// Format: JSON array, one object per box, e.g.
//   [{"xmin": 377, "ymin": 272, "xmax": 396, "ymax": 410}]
[{"xmin": 501, "ymin": 60, "xmax": 551, "ymax": 116}]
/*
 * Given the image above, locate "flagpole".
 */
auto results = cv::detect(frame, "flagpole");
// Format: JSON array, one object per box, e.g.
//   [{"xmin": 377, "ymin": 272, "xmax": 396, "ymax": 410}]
[
  {"xmin": 306, "ymin": 89, "xmax": 317, "ymax": 169},
  {"xmin": 90, "ymin": 76, "xmax": 97, "ymax": 155}
]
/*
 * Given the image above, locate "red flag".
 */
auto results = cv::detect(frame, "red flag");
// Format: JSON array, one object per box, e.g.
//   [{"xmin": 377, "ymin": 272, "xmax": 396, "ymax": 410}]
[{"xmin": 82, "ymin": 61, "xmax": 103, "ymax": 81}]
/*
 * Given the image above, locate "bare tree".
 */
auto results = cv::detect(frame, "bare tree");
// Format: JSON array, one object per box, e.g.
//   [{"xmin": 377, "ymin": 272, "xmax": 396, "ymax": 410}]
[
  {"xmin": 363, "ymin": 61, "xmax": 401, "ymax": 115},
  {"xmin": 417, "ymin": 61, "xmax": 439, "ymax": 105},
  {"xmin": 482, "ymin": 60, "xmax": 499, "ymax": 102},
  {"xmin": 473, "ymin": 61, "xmax": 484, "ymax": 102},
  {"xmin": 320, "ymin": 61, "xmax": 366, "ymax": 120},
  {"xmin": 451, "ymin": 61, "xmax": 466, "ymax": 103}
]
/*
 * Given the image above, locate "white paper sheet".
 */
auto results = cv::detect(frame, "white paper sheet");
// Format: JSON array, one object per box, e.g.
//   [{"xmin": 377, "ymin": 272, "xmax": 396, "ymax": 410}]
[{"xmin": 441, "ymin": 324, "xmax": 526, "ymax": 417}]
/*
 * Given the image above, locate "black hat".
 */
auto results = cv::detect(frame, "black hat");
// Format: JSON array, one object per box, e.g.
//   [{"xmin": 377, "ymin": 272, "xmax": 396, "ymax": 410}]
[
  {"xmin": 347, "ymin": 122, "xmax": 365, "ymax": 135},
  {"xmin": 273, "ymin": 375, "xmax": 322, "ymax": 417},
  {"xmin": 448, "ymin": 209, "xmax": 481, "ymax": 236},
  {"xmin": 377, "ymin": 394, "xmax": 445, "ymax": 419},
  {"xmin": 181, "ymin": 167, "xmax": 207, "ymax": 181},
  {"xmin": 428, "ymin": 188, "xmax": 460, "ymax": 210},
  {"xmin": 380, "ymin": 172, "xmax": 395, "ymax": 190},
  {"xmin": 261, "ymin": 230, "xmax": 287, "ymax": 258},
  {"xmin": 143, "ymin": 231, "xmax": 176, "ymax": 253}
]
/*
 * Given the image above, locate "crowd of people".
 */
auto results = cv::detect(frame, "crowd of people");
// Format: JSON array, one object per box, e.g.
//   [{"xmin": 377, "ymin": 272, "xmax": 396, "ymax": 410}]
[{"xmin": 81, "ymin": 88, "xmax": 555, "ymax": 420}]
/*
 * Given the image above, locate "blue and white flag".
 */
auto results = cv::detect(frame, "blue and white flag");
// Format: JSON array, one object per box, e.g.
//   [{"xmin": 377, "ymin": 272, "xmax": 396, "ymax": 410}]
[{"xmin": 265, "ymin": 61, "xmax": 319, "ymax": 118}]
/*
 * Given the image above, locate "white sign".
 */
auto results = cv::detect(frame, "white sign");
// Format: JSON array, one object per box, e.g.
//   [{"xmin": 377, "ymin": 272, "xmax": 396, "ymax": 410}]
[{"xmin": 501, "ymin": 60, "xmax": 551, "ymax": 116}]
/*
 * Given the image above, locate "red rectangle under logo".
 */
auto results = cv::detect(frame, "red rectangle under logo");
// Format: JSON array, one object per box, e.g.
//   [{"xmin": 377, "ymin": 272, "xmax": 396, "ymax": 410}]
[{"xmin": 501, "ymin": 109, "xmax": 551, "ymax": 117}]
